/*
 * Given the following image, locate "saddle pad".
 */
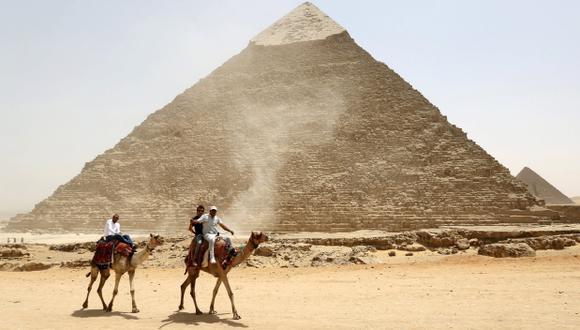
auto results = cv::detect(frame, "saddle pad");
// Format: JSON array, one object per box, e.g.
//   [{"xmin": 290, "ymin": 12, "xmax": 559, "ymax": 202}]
[
  {"xmin": 115, "ymin": 242, "xmax": 133, "ymax": 257},
  {"xmin": 93, "ymin": 241, "xmax": 114, "ymax": 266}
]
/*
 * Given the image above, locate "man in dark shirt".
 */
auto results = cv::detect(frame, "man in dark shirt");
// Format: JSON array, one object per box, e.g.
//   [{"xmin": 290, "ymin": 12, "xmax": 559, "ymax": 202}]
[{"xmin": 188, "ymin": 205, "xmax": 205, "ymax": 266}]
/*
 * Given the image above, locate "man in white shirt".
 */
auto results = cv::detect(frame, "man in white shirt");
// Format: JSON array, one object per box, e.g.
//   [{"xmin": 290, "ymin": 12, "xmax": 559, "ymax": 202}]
[
  {"xmin": 104, "ymin": 214, "xmax": 121, "ymax": 236},
  {"xmin": 192, "ymin": 206, "xmax": 234, "ymax": 264},
  {"xmin": 103, "ymin": 214, "xmax": 135, "ymax": 248}
]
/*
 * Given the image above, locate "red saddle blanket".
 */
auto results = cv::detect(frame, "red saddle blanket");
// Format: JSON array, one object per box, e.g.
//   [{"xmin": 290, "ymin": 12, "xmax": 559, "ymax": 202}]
[
  {"xmin": 92, "ymin": 241, "xmax": 133, "ymax": 268},
  {"xmin": 185, "ymin": 237, "xmax": 238, "ymax": 269}
]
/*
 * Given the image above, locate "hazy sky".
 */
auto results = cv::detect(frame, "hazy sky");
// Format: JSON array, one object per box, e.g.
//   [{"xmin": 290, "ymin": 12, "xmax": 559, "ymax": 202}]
[{"xmin": 1, "ymin": 1, "xmax": 579, "ymax": 218}]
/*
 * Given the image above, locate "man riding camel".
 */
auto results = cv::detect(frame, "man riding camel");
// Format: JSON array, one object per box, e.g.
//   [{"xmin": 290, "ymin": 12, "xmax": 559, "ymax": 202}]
[
  {"xmin": 188, "ymin": 205, "xmax": 205, "ymax": 267},
  {"xmin": 102, "ymin": 213, "xmax": 136, "ymax": 249},
  {"xmin": 191, "ymin": 206, "xmax": 234, "ymax": 264}
]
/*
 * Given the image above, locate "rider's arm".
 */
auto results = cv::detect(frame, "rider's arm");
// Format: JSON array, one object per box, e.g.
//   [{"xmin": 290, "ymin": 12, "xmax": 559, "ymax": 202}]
[
  {"xmin": 191, "ymin": 214, "xmax": 206, "ymax": 225},
  {"xmin": 219, "ymin": 222, "xmax": 234, "ymax": 235},
  {"xmin": 188, "ymin": 219, "xmax": 195, "ymax": 234}
]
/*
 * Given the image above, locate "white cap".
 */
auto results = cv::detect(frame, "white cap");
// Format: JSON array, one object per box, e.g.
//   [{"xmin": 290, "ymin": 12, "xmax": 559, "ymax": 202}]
[{"xmin": 210, "ymin": 206, "xmax": 218, "ymax": 211}]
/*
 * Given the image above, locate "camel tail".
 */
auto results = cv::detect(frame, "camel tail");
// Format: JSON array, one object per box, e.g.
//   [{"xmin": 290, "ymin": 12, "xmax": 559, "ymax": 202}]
[{"xmin": 85, "ymin": 271, "xmax": 91, "ymax": 277}]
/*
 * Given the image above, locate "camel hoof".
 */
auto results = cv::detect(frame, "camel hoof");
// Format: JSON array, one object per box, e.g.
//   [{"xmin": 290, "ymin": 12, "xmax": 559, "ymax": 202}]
[
  {"xmin": 178, "ymin": 305, "xmax": 184, "ymax": 310},
  {"xmin": 132, "ymin": 308, "xmax": 140, "ymax": 313},
  {"xmin": 82, "ymin": 302, "xmax": 88, "ymax": 309},
  {"xmin": 209, "ymin": 309, "xmax": 217, "ymax": 315},
  {"xmin": 106, "ymin": 306, "xmax": 112, "ymax": 312},
  {"xmin": 195, "ymin": 310, "xmax": 203, "ymax": 315},
  {"xmin": 233, "ymin": 314, "xmax": 241, "ymax": 320}
]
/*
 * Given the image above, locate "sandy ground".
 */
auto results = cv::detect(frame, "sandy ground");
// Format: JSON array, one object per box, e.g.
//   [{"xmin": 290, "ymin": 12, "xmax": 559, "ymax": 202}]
[{"xmin": 1, "ymin": 247, "xmax": 580, "ymax": 330}]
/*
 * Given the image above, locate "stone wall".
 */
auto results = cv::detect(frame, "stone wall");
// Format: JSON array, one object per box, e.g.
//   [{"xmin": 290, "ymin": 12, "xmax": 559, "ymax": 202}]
[{"xmin": 546, "ymin": 205, "xmax": 580, "ymax": 222}]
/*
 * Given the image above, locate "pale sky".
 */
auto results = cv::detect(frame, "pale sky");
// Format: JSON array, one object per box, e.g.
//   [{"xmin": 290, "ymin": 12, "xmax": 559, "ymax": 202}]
[{"xmin": 1, "ymin": 0, "xmax": 579, "ymax": 218}]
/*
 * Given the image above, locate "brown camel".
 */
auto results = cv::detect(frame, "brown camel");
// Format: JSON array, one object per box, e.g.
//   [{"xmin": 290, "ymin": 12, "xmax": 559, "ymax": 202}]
[
  {"xmin": 178, "ymin": 231, "xmax": 268, "ymax": 319},
  {"xmin": 82, "ymin": 233, "xmax": 164, "ymax": 312}
]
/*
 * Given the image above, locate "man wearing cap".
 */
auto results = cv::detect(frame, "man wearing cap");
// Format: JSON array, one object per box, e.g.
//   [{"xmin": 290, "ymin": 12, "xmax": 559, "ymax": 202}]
[{"xmin": 191, "ymin": 206, "xmax": 234, "ymax": 264}]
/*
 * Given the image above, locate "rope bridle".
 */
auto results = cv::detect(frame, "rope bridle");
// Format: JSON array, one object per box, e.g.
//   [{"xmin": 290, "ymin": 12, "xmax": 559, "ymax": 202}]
[{"xmin": 146, "ymin": 238, "xmax": 161, "ymax": 253}]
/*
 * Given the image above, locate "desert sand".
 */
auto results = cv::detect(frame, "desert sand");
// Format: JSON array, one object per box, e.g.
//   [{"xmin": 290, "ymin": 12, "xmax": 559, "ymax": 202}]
[{"xmin": 1, "ymin": 246, "xmax": 580, "ymax": 329}]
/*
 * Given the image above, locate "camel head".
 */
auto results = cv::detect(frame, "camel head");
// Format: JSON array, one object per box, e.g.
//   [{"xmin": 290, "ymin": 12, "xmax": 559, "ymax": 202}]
[
  {"xmin": 147, "ymin": 233, "xmax": 165, "ymax": 251},
  {"xmin": 249, "ymin": 231, "xmax": 268, "ymax": 248}
]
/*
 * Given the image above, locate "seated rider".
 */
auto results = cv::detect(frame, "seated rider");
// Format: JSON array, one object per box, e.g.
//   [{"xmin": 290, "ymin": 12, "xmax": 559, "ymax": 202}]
[
  {"xmin": 103, "ymin": 213, "xmax": 136, "ymax": 249},
  {"xmin": 191, "ymin": 206, "xmax": 234, "ymax": 264},
  {"xmin": 188, "ymin": 205, "xmax": 205, "ymax": 266}
]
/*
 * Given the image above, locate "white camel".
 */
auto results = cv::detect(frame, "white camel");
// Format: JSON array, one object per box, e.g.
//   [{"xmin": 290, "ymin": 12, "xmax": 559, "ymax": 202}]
[{"xmin": 82, "ymin": 233, "xmax": 164, "ymax": 312}]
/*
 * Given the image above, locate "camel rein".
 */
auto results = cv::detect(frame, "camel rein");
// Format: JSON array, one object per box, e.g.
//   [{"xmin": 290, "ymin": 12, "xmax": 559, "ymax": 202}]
[{"xmin": 237, "ymin": 238, "xmax": 259, "ymax": 259}]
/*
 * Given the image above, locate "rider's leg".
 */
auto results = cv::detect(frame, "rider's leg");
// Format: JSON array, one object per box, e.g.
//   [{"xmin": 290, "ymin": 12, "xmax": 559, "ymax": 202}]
[
  {"xmin": 204, "ymin": 233, "xmax": 217, "ymax": 263},
  {"xmin": 192, "ymin": 234, "xmax": 203, "ymax": 266}
]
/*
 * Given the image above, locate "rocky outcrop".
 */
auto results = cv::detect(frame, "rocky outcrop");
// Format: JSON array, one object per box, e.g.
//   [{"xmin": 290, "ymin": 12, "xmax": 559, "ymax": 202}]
[
  {"xmin": 504, "ymin": 236, "xmax": 577, "ymax": 250},
  {"xmin": 49, "ymin": 242, "xmax": 96, "ymax": 252},
  {"xmin": 478, "ymin": 243, "xmax": 536, "ymax": 258},
  {"xmin": 0, "ymin": 262, "xmax": 54, "ymax": 272},
  {"xmin": 0, "ymin": 248, "xmax": 29, "ymax": 259}
]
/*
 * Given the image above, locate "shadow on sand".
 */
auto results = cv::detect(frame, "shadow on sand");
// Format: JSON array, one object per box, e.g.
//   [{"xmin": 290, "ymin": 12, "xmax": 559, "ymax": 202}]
[
  {"xmin": 71, "ymin": 309, "xmax": 139, "ymax": 320},
  {"xmin": 159, "ymin": 311, "xmax": 248, "ymax": 328}
]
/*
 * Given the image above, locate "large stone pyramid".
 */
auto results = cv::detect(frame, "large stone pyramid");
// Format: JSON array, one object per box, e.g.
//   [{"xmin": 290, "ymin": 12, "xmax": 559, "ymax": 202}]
[
  {"xmin": 7, "ymin": 2, "xmax": 536, "ymax": 233},
  {"xmin": 516, "ymin": 167, "xmax": 573, "ymax": 204}
]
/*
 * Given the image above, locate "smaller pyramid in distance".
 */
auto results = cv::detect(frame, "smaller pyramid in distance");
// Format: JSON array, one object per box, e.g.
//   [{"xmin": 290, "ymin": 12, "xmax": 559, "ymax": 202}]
[
  {"xmin": 572, "ymin": 196, "xmax": 580, "ymax": 205},
  {"xmin": 516, "ymin": 167, "xmax": 573, "ymax": 204}
]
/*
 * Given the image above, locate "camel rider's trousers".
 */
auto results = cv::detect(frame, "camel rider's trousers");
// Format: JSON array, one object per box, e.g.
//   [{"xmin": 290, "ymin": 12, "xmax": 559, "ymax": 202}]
[{"xmin": 204, "ymin": 233, "xmax": 218, "ymax": 263}]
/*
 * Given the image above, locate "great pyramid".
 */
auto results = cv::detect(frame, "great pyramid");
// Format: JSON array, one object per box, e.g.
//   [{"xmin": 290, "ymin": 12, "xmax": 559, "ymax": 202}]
[
  {"xmin": 516, "ymin": 167, "xmax": 574, "ymax": 204},
  {"xmin": 7, "ymin": 2, "xmax": 536, "ymax": 233}
]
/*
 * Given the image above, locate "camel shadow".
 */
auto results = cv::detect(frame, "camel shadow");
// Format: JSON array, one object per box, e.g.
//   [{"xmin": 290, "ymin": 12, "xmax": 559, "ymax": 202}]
[
  {"xmin": 71, "ymin": 308, "xmax": 139, "ymax": 320},
  {"xmin": 159, "ymin": 311, "xmax": 248, "ymax": 328}
]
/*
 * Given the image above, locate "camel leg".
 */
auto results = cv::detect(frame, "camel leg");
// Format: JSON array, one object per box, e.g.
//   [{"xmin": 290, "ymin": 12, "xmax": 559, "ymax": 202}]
[
  {"xmin": 219, "ymin": 273, "xmax": 241, "ymax": 320},
  {"xmin": 96, "ymin": 268, "xmax": 110, "ymax": 310},
  {"xmin": 106, "ymin": 271, "xmax": 123, "ymax": 312},
  {"xmin": 128, "ymin": 270, "xmax": 139, "ymax": 313},
  {"xmin": 82, "ymin": 267, "xmax": 99, "ymax": 308},
  {"xmin": 189, "ymin": 269, "xmax": 203, "ymax": 315},
  {"xmin": 208, "ymin": 278, "xmax": 222, "ymax": 314},
  {"xmin": 178, "ymin": 274, "xmax": 191, "ymax": 310}
]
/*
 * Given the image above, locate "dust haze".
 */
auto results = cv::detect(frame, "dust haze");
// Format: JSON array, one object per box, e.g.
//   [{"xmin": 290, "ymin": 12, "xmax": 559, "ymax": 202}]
[{"xmin": 225, "ymin": 88, "xmax": 345, "ymax": 231}]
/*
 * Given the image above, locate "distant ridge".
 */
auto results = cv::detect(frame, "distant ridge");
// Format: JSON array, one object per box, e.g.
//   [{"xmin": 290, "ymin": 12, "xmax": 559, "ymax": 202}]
[{"xmin": 516, "ymin": 167, "xmax": 574, "ymax": 204}]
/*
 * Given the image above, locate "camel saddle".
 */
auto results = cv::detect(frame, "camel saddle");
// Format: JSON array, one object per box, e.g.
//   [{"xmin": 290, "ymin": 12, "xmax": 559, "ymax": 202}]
[
  {"xmin": 185, "ymin": 236, "xmax": 238, "ymax": 269},
  {"xmin": 92, "ymin": 239, "xmax": 133, "ymax": 269}
]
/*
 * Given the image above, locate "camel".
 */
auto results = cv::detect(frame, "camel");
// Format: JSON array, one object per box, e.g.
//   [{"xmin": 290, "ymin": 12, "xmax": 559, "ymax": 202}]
[
  {"xmin": 82, "ymin": 233, "xmax": 164, "ymax": 313},
  {"xmin": 178, "ymin": 231, "xmax": 268, "ymax": 319}
]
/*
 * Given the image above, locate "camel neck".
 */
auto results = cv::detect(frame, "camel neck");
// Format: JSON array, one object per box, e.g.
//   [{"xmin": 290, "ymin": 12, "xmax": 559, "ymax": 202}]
[
  {"xmin": 130, "ymin": 244, "xmax": 151, "ymax": 268},
  {"xmin": 230, "ymin": 240, "xmax": 256, "ymax": 268}
]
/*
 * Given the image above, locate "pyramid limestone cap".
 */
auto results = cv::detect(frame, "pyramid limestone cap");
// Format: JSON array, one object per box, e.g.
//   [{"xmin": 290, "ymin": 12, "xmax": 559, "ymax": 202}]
[{"xmin": 251, "ymin": 2, "xmax": 346, "ymax": 46}]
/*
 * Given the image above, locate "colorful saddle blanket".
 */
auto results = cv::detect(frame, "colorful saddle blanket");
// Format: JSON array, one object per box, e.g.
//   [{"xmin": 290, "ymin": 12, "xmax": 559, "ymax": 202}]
[
  {"xmin": 92, "ymin": 240, "xmax": 133, "ymax": 269},
  {"xmin": 186, "ymin": 236, "xmax": 238, "ymax": 269}
]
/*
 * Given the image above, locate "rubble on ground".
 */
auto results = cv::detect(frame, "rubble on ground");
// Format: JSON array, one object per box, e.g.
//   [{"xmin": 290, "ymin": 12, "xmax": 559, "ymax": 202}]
[
  {"xmin": 3, "ymin": 225, "xmax": 580, "ymax": 271},
  {"xmin": 478, "ymin": 243, "xmax": 536, "ymax": 258}
]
